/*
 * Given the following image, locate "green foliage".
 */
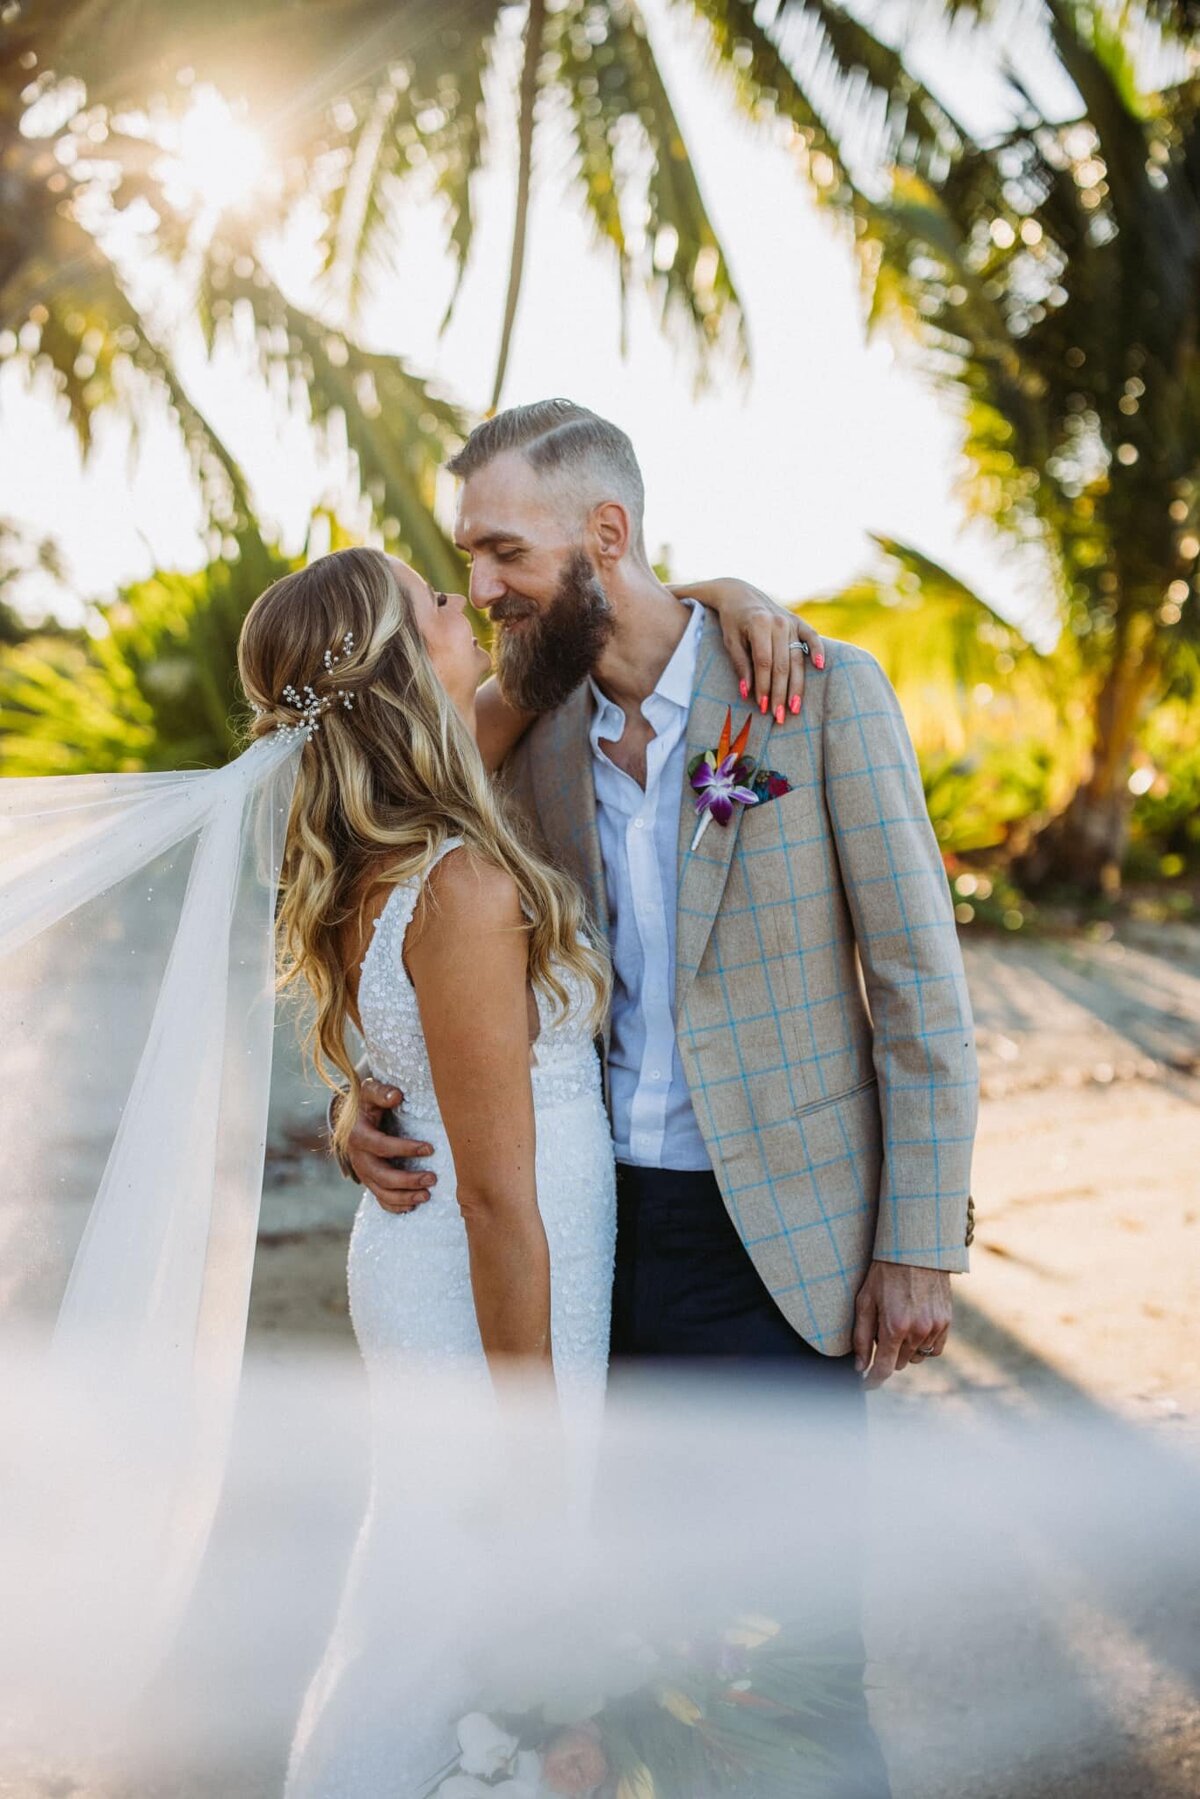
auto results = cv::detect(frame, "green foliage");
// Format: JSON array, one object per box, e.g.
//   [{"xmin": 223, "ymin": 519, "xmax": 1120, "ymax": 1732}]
[
  {"xmin": 0, "ymin": 522, "xmax": 70, "ymax": 646},
  {"xmin": 1125, "ymin": 641, "xmax": 1200, "ymax": 876},
  {"xmin": 860, "ymin": 41, "xmax": 1200, "ymax": 669},
  {"xmin": 4, "ymin": 0, "xmax": 1197, "ymax": 896},
  {"xmin": 797, "ymin": 538, "xmax": 1082, "ymax": 855},
  {"xmin": 799, "ymin": 539, "xmax": 1198, "ymax": 878},
  {"xmin": 682, "ymin": 0, "xmax": 1198, "ymax": 882},
  {"xmin": 0, "ymin": 532, "xmax": 292, "ymax": 775}
]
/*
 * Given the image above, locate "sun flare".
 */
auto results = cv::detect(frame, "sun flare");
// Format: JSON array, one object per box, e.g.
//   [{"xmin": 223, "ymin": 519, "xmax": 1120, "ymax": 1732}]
[{"xmin": 167, "ymin": 87, "xmax": 268, "ymax": 215}]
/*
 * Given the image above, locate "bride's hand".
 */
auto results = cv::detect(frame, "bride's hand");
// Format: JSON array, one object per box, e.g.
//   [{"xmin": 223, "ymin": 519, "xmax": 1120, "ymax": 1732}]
[{"xmin": 668, "ymin": 577, "xmax": 825, "ymax": 722}]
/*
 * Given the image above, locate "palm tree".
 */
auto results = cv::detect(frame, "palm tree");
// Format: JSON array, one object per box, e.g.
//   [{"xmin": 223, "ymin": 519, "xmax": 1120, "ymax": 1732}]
[
  {"xmin": 1, "ymin": 6, "xmax": 472, "ymax": 588},
  {"xmin": 114, "ymin": 0, "xmax": 1200, "ymax": 891},
  {"xmin": 6, "ymin": 0, "xmax": 1196, "ymax": 890},
  {"xmin": 671, "ymin": 0, "xmax": 1198, "ymax": 891},
  {"xmin": 861, "ymin": 6, "xmax": 1198, "ymax": 892},
  {"xmin": 1, "ymin": 0, "xmax": 755, "ymax": 588}
]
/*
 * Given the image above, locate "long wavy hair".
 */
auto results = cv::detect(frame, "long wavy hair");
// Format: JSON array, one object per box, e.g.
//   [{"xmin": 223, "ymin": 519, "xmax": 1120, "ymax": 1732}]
[{"xmin": 237, "ymin": 546, "xmax": 610, "ymax": 1163}]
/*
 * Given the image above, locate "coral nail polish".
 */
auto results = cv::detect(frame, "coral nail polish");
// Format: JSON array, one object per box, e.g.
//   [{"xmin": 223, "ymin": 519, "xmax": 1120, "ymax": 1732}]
[
  {"xmin": 759, "ymin": 694, "xmax": 768, "ymax": 714},
  {"xmin": 790, "ymin": 694, "xmax": 801, "ymax": 715},
  {"xmin": 739, "ymin": 678, "xmax": 749, "ymax": 700},
  {"xmin": 813, "ymin": 653, "xmax": 825, "ymax": 670},
  {"xmin": 775, "ymin": 704, "xmax": 785, "ymax": 724}
]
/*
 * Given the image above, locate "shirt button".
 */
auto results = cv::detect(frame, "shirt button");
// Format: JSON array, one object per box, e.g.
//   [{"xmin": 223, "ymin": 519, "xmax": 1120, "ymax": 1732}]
[
  {"xmin": 650, "ymin": 1070, "xmax": 662, "ymax": 1081},
  {"xmin": 633, "ymin": 818, "xmax": 645, "ymax": 829}
]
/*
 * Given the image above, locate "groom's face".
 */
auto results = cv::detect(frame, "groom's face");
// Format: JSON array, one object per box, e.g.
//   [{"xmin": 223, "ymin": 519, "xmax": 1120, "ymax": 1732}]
[{"xmin": 454, "ymin": 453, "xmax": 616, "ymax": 714}]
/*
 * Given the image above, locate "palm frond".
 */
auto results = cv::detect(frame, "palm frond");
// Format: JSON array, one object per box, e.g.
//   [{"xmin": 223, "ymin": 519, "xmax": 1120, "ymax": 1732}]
[
  {"xmin": 556, "ymin": 0, "xmax": 747, "ymax": 376},
  {"xmin": 0, "ymin": 184, "xmax": 264, "ymax": 542},
  {"xmin": 203, "ymin": 250, "xmax": 466, "ymax": 589},
  {"xmin": 491, "ymin": 0, "xmax": 545, "ymax": 412},
  {"xmin": 681, "ymin": 0, "xmax": 857, "ymax": 205},
  {"xmin": 794, "ymin": 539, "xmax": 1082, "ymax": 849}
]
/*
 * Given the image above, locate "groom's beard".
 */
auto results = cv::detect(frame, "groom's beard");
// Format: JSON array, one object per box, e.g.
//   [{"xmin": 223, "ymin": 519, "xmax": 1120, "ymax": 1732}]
[{"xmin": 492, "ymin": 549, "xmax": 615, "ymax": 715}]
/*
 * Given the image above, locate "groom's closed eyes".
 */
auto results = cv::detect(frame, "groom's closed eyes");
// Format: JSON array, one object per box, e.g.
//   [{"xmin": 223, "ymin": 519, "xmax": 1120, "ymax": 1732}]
[{"xmin": 455, "ymin": 530, "xmax": 529, "ymax": 550}]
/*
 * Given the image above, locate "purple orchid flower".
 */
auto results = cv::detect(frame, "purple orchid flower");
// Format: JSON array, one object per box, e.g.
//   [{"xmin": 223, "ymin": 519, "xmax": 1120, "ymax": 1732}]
[
  {"xmin": 692, "ymin": 753, "xmax": 759, "ymax": 827},
  {"xmin": 690, "ymin": 752, "xmax": 759, "ymax": 850}
]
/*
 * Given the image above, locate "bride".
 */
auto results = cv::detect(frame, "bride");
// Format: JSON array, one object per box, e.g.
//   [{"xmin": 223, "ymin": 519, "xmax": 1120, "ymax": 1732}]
[
  {"xmin": 230, "ymin": 547, "xmax": 812, "ymax": 1794},
  {"xmin": 0, "ymin": 538, "xmax": 811, "ymax": 1790}
]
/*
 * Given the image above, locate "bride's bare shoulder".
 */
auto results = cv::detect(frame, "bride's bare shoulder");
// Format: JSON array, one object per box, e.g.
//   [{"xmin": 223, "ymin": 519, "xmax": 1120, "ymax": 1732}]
[{"xmin": 409, "ymin": 844, "xmax": 523, "ymax": 950}]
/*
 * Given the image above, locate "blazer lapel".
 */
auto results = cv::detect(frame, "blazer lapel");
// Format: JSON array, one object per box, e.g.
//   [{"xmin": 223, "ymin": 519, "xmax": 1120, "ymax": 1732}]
[
  {"xmin": 524, "ymin": 682, "xmax": 609, "ymax": 951},
  {"xmin": 675, "ymin": 613, "xmax": 775, "ymax": 1014}
]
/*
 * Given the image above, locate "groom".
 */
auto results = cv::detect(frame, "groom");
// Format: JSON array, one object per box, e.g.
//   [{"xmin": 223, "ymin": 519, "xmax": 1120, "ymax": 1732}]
[
  {"xmin": 346, "ymin": 399, "xmax": 977, "ymax": 1387},
  {"xmin": 345, "ymin": 400, "xmax": 978, "ymax": 1797}
]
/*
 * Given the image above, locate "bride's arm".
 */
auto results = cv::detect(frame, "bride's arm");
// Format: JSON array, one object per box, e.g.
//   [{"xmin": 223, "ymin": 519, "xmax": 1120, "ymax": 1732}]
[
  {"xmin": 405, "ymin": 847, "xmax": 552, "ymax": 1381},
  {"xmin": 666, "ymin": 578, "xmax": 825, "ymax": 722},
  {"xmin": 475, "ymin": 680, "xmax": 539, "ymax": 775},
  {"xmin": 473, "ymin": 578, "xmax": 826, "ymax": 772}
]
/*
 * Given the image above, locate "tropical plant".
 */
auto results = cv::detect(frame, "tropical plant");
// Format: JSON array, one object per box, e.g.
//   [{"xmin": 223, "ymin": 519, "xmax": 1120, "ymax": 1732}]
[
  {"xmin": 680, "ymin": 0, "xmax": 1198, "ymax": 890},
  {"xmin": 868, "ymin": 5, "xmax": 1198, "ymax": 892},
  {"xmin": 796, "ymin": 537, "xmax": 1079, "ymax": 856},
  {"xmin": 1125, "ymin": 638, "xmax": 1200, "ymax": 879},
  {"xmin": 0, "ymin": 0, "xmax": 760, "ymax": 587},
  {"xmin": 0, "ymin": 528, "xmax": 293, "ymax": 775},
  {"xmin": 0, "ymin": 9, "xmax": 466, "ymax": 588},
  {"xmin": 6, "ymin": 0, "xmax": 1198, "ymax": 894},
  {"xmin": 0, "ymin": 519, "xmax": 71, "ymax": 645}
]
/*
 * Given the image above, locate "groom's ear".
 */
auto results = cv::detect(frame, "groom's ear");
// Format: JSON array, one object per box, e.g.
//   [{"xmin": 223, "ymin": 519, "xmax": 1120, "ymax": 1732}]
[{"xmin": 590, "ymin": 499, "xmax": 633, "ymax": 565}]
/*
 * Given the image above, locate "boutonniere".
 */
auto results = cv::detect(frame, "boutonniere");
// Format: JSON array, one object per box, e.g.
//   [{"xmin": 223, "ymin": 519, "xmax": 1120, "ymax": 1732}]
[{"xmin": 687, "ymin": 707, "xmax": 792, "ymax": 851}]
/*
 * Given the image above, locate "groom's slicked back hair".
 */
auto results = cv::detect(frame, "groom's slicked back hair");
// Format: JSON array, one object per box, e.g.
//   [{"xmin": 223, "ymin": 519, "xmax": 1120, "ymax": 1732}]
[{"xmin": 448, "ymin": 398, "xmax": 648, "ymax": 559}]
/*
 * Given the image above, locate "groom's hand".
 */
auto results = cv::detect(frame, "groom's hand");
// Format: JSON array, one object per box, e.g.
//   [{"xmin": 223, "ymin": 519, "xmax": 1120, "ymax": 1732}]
[
  {"xmin": 852, "ymin": 1260, "xmax": 952, "ymax": 1388},
  {"xmin": 343, "ymin": 1077, "xmax": 437, "ymax": 1214}
]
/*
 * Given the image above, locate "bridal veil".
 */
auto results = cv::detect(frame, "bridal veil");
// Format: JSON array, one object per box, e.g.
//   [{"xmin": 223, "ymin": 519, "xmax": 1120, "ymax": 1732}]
[{"xmin": 0, "ymin": 732, "xmax": 301, "ymax": 1727}]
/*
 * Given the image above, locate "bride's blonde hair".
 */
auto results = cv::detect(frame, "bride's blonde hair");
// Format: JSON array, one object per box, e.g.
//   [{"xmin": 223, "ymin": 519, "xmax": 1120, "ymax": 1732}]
[{"xmin": 238, "ymin": 546, "xmax": 610, "ymax": 1163}]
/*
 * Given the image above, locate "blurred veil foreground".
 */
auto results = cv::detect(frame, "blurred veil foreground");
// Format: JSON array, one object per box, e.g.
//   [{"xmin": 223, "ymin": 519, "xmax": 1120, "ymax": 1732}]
[{"xmin": 0, "ymin": 1349, "xmax": 1198, "ymax": 1799}]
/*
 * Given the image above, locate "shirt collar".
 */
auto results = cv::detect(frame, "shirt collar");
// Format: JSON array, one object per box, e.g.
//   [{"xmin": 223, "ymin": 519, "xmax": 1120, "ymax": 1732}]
[{"xmin": 587, "ymin": 598, "xmax": 704, "ymax": 737}]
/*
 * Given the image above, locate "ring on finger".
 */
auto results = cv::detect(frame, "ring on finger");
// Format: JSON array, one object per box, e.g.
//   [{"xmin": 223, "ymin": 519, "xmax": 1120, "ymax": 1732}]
[{"xmin": 787, "ymin": 641, "xmax": 811, "ymax": 656}]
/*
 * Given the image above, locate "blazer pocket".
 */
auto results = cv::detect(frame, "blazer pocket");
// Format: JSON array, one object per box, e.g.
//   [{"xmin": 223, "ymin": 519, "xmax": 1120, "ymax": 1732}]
[
  {"xmin": 792, "ymin": 1075, "xmax": 877, "ymax": 1120},
  {"xmin": 754, "ymin": 785, "xmax": 803, "ymax": 814},
  {"xmin": 743, "ymin": 786, "xmax": 807, "ymax": 834}
]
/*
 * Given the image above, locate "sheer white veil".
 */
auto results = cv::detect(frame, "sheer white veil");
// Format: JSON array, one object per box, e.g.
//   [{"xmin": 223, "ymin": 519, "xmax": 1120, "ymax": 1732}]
[{"xmin": 0, "ymin": 730, "xmax": 303, "ymax": 1727}]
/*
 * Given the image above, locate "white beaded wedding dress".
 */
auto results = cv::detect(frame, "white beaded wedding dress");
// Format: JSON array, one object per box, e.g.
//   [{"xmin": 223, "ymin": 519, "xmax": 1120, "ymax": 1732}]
[{"xmin": 284, "ymin": 839, "xmax": 617, "ymax": 1798}]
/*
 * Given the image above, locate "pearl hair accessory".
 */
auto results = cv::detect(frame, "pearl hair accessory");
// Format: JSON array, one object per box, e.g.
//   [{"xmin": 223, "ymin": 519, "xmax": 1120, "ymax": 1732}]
[{"xmin": 256, "ymin": 632, "xmax": 357, "ymax": 740}]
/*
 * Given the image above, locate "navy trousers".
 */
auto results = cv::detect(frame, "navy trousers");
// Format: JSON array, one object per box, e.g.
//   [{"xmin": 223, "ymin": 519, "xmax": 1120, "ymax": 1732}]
[{"xmin": 608, "ymin": 1162, "xmax": 893, "ymax": 1799}]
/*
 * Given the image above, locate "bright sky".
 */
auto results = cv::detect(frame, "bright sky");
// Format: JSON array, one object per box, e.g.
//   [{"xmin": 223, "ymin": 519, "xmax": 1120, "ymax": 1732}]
[{"xmin": 0, "ymin": 0, "xmax": 1082, "ymax": 637}]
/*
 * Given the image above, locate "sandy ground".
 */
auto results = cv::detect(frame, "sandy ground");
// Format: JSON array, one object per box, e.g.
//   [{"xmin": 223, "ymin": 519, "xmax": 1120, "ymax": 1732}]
[
  {"xmin": 242, "ymin": 920, "xmax": 1200, "ymax": 1799},
  {"xmin": 867, "ymin": 922, "xmax": 1200, "ymax": 1799}
]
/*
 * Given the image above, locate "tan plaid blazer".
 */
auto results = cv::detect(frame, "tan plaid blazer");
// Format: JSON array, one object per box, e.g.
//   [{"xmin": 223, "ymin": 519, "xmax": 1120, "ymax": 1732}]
[{"xmin": 504, "ymin": 616, "xmax": 978, "ymax": 1355}]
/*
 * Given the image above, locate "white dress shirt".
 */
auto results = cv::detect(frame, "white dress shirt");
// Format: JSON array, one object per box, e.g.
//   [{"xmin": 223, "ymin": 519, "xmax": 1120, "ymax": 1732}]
[{"xmin": 587, "ymin": 600, "xmax": 711, "ymax": 1170}]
